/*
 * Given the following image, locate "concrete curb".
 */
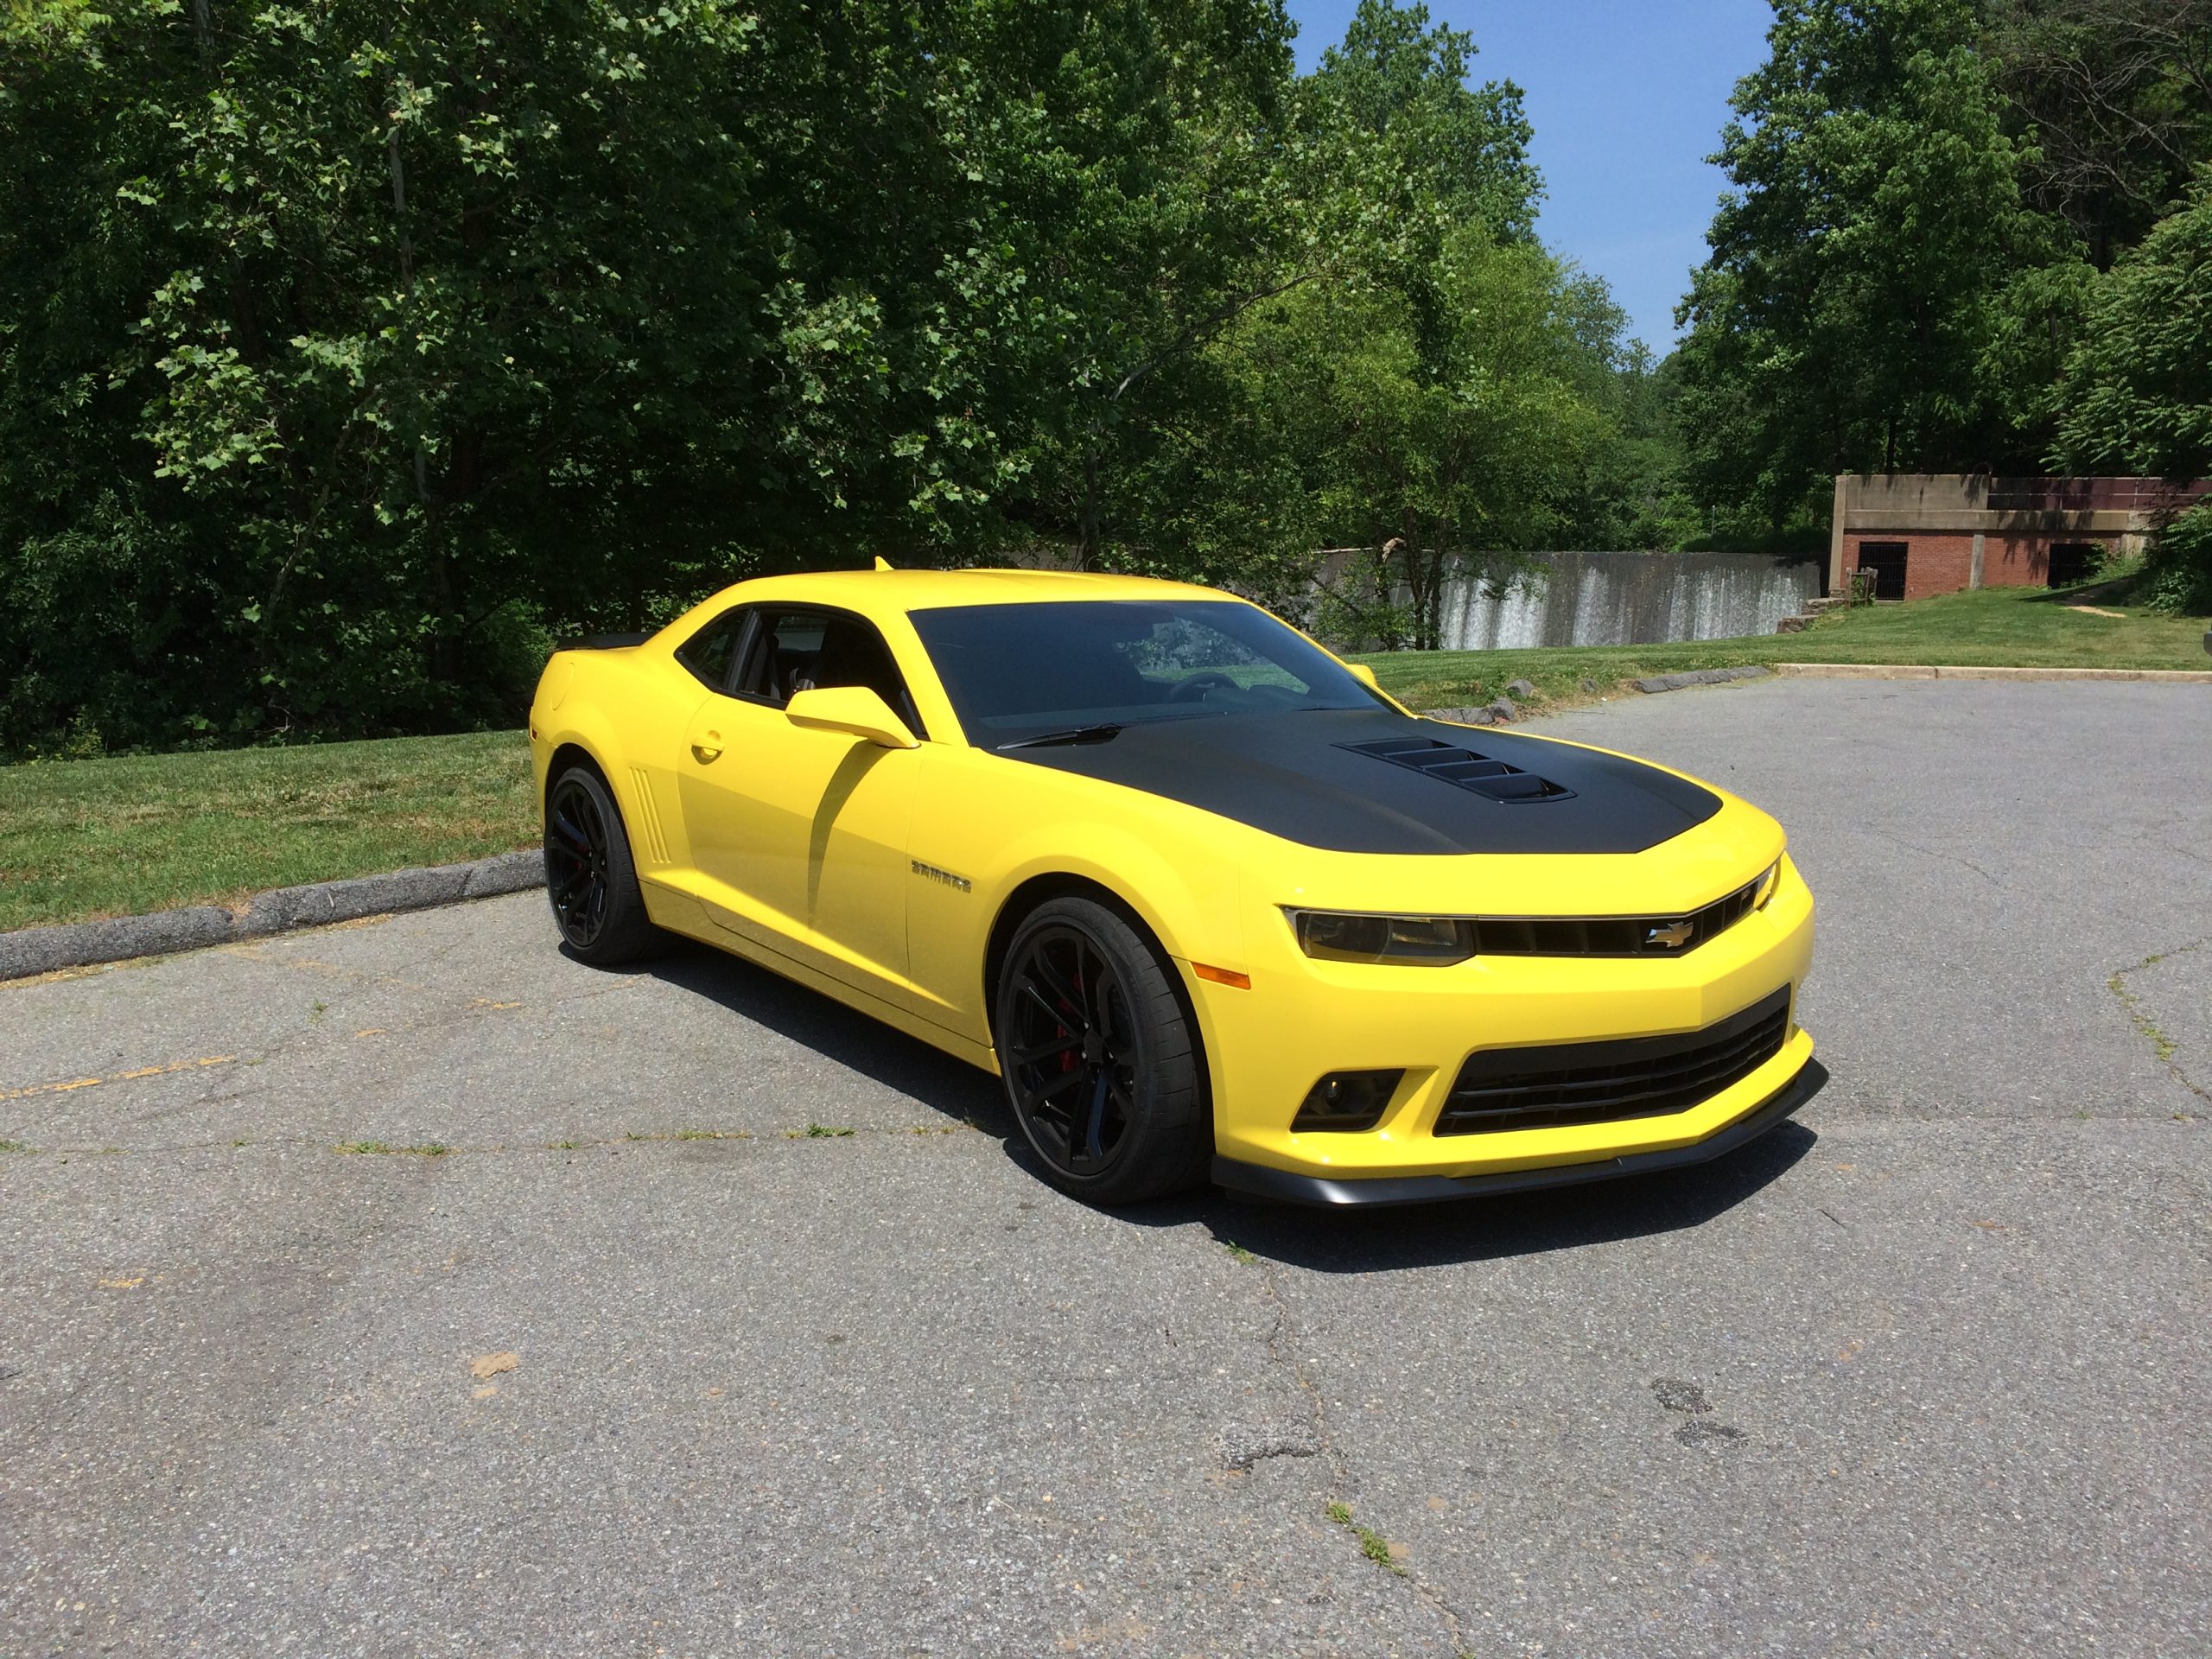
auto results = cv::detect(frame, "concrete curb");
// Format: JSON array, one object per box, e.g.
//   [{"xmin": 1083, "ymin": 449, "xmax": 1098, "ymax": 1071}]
[
  {"xmin": 1772, "ymin": 663, "xmax": 2212, "ymax": 683},
  {"xmin": 0, "ymin": 849, "xmax": 545, "ymax": 982},
  {"xmin": 1630, "ymin": 665, "xmax": 1776, "ymax": 695}
]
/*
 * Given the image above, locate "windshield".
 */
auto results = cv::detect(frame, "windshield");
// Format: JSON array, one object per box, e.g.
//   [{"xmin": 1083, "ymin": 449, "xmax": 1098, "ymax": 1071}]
[{"xmin": 907, "ymin": 599, "xmax": 1384, "ymax": 747}]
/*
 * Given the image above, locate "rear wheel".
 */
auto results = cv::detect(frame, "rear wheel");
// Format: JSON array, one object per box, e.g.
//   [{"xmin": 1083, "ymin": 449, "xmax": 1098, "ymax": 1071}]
[
  {"xmin": 543, "ymin": 766, "xmax": 664, "ymax": 964},
  {"xmin": 995, "ymin": 897, "xmax": 1210, "ymax": 1204}
]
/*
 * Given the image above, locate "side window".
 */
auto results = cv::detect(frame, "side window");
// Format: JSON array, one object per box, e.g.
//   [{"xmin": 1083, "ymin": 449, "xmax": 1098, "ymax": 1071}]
[
  {"xmin": 737, "ymin": 608, "xmax": 926, "ymax": 739},
  {"xmin": 676, "ymin": 607, "xmax": 748, "ymax": 691}
]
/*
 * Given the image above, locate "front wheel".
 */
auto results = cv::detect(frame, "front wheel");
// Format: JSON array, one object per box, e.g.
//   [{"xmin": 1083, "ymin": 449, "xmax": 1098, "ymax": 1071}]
[
  {"xmin": 995, "ymin": 897, "xmax": 1210, "ymax": 1204},
  {"xmin": 543, "ymin": 765, "xmax": 665, "ymax": 965}
]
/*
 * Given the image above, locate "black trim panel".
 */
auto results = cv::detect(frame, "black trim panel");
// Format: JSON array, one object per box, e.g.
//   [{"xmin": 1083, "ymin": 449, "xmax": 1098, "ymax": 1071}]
[
  {"xmin": 1002, "ymin": 708, "xmax": 1722, "ymax": 855},
  {"xmin": 1211, "ymin": 1059, "xmax": 1823, "ymax": 1208}
]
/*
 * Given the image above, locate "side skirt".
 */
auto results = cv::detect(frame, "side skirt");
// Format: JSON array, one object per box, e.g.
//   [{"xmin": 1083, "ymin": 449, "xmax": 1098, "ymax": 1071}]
[{"xmin": 641, "ymin": 880, "xmax": 1000, "ymax": 1076}]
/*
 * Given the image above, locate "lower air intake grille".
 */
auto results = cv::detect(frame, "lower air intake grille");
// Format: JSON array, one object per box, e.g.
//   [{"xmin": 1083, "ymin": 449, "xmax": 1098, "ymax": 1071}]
[{"xmin": 1435, "ymin": 988, "xmax": 1791, "ymax": 1136}]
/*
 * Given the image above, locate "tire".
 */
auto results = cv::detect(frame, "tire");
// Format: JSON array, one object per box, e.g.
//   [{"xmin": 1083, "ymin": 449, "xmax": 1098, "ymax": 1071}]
[
  {"xmin": 994, "ymin": 896, "xmax": 1211, "ymax": 1204},
  {"xmin": 543, "ymin": 764, "xmax": 665, "ymax": 965}
]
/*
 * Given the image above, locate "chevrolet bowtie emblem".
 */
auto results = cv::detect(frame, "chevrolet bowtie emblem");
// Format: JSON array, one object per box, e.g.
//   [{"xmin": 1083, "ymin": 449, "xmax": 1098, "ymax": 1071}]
[{"xmin": 1645, "ymin": 920, "xmax": 1694, "ymax": 950}]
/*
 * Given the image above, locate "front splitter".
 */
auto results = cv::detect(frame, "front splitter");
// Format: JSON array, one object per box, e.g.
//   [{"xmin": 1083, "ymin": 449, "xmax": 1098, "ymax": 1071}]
[{"xmin": 1211, "ymin": 1059, "xmax": 1827, "ymax": 1209}]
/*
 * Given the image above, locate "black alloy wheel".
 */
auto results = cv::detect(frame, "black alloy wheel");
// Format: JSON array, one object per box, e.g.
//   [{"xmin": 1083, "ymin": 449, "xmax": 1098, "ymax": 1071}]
[
  {"xmin": 543, "ymin": 765, "xmax": 664, "ymax": 964},
  {"xmin": 996, "ymin": 897, "xmax": 1209, "ymax": 1203}
]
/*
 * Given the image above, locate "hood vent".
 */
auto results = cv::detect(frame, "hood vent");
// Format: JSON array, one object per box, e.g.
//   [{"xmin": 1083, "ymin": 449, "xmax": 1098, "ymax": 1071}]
[{"xmin": 1336, "ymin": 736, "xmax": 1574, "ymax": 804}]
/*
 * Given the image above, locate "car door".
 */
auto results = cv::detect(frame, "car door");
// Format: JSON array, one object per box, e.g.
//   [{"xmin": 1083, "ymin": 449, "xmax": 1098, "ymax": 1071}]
[{"xmin": 675, "ymin": 605, "xmax": 925, "ymax": 1007}]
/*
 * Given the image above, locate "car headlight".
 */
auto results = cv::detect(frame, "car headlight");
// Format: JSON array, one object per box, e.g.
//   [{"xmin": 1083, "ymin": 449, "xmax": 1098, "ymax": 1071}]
[
  {"xmin": 1287, "ymin": 909, "xmax": 1476, "ymax": 966},
  {"xmin": 1752, "ymin": 861, "xmax": 1781, "ymax": 910}
]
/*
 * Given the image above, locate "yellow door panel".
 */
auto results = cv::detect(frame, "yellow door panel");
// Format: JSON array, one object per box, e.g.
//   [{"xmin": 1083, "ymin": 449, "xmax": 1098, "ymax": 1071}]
[{"xmin": 676, "ymin": 693, "xmax": 921, "ymax": 1010}]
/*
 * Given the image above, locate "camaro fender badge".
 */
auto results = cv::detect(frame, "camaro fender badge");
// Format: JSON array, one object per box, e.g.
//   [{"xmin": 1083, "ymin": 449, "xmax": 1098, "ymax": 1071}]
[
  {"xmin": 911, "ymin": 859, "xmax": 972, "ymax": 894},
  {"xmin": 1645, "ymin": 919, "xmax": 1695, "ymax": 950}
]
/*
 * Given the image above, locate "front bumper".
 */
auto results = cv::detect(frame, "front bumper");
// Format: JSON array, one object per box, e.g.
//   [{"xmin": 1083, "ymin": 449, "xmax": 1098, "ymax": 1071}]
[
  {"xmin": 1212, "ymin": 1058, "xmax": 1824, "ymax": 1206},
  {"xmin": 1185, "ymin": 852, "xmax": 1818, "ymax": 1192}
]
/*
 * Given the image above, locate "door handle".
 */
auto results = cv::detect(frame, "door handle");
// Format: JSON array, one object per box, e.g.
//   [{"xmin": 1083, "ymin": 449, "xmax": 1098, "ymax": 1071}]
[{"xmin": 691, "ymin": 732, "xmax": 723, "ymax": 763}]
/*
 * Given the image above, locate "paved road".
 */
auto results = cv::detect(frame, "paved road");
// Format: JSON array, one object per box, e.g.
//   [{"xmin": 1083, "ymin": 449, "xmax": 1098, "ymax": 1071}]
[{"xmin": 3, "ymin": 678, "xmax": 2207, "ymax": 1658}]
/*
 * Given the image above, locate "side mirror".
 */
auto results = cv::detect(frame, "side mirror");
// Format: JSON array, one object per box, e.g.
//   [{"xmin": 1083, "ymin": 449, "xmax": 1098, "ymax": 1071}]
[
  {"xmin": 1347, "ymin": 663, "xmax": 1382, "ymax": 691},
  {"xmin": 784, "ymin": 684, "xmax": 920, "ymax": 750}
]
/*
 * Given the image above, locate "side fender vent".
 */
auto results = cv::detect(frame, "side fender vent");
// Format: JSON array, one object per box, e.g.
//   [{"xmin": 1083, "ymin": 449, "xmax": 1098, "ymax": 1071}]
[{"xmin": 1337, "ymin": 736, "xmax": 1575, "ymax": 804}]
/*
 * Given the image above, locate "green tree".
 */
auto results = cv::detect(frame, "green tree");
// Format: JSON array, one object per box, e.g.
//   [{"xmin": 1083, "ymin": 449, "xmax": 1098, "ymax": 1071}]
[
  {"xmin": 1208, "ymin": 226, "xmax": 1615, "ymax": 649},
  {"xmin": 1985, "ymin": 0, "xmax": 2212, "ymax": 269},
  {"xmin": 2056, "ymin": 181, "xmax": 2212, "ymax": 611},
  {"xmin": 0, "ymin": 0, "xmax": 1303, "ymax": 752},
  {"xmin": 1675, "ymin": 0, "xmax": 2046, "ymax": 533}
]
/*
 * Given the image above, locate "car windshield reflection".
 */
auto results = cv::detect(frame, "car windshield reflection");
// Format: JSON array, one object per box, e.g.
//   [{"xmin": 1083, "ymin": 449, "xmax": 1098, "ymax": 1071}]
[{"xmin": 907, "ymin": 599, "xmax": 1383, "ymax": 747}]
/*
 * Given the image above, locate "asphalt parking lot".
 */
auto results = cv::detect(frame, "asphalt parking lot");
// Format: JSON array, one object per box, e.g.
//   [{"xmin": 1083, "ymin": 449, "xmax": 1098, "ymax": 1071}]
[{"xmin": 3, "ymin": 677, "xmax": 2208, "ymax": 1658}]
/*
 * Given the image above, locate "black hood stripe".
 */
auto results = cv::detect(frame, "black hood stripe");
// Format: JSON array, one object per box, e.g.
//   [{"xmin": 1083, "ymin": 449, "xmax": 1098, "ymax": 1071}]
[{"xmin": 998, "ymin": 709, "xmax": 1721, "ymax": 855}]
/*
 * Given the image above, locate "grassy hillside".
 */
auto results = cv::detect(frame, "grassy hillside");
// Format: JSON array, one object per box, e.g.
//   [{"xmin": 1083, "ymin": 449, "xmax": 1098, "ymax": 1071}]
[{"xmin": 0, "ymin": 731, "xmax": 535, "ymax": 933}]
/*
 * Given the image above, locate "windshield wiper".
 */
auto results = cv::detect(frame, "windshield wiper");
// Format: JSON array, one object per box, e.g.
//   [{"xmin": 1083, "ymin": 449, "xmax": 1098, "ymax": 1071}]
[{"xmin": 998, "ymin": 723, "xmax": 1125, "ymax": 751}]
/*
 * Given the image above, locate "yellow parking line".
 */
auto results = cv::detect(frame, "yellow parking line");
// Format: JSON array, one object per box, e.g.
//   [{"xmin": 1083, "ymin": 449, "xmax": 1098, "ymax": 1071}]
[{"xmin": 0, "ymin": 1054, "xmax": 237, "ymax": 1103}]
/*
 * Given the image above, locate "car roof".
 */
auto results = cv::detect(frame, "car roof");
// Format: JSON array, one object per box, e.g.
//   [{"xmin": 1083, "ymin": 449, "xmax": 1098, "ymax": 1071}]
[{"xmin": 691, "ymin": 567, "xmax": 1240, "ymax": 620}]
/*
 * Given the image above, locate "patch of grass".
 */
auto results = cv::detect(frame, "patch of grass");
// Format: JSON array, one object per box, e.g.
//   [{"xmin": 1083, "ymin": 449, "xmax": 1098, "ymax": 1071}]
[
  {"xmin": 802, "ymin": 1122, "xmax": 855, "ymax": 1138},
  {"xmin": 1220, "ymin": 1239, "xmax": 1256, "ymax": 1264},
  {"xmin": 2109, "ymin": 969, "xmax": 2179, "ymax": 1063},
  {"xmin": 1357, "ymin": 579, "xmax": 2212, "ymax": 714},
  {"xmin": 0, "ymin": 728, "xmax": 534, "ymax": 931},
  {"xmin": 335, "ymin": 1140, "xmax": 451, "ymax": 1156},
  {"xmin": 0, "ymin": 1139, "xmax": 34, "ymax": 1154},
  {"xmin": 1325, "ymin": 1501, "xmax": 1406, "ymax": 1576},
  {"xmin": 548, "ymin": 1138, "xmax": 584, "ymax": 1150}
]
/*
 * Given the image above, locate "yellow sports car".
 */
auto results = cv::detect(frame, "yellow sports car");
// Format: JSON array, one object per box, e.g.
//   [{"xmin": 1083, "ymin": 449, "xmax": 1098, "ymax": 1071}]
[{"xmin": 530, "ymin": 569, "xmax": 1816, "ymax": 1205}]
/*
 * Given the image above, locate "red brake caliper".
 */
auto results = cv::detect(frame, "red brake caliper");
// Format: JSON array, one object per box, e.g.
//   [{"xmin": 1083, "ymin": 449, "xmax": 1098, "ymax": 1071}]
[{"xmin": 1059, "ymin": 960, "xmax": 1081, "ymax": 1073}]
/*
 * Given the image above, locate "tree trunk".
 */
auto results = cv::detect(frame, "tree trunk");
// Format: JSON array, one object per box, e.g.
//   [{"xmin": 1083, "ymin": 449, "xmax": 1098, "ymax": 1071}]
[{"xmin": 1077, "ymin": 450, "xmax": 1102, "ymax": 571}]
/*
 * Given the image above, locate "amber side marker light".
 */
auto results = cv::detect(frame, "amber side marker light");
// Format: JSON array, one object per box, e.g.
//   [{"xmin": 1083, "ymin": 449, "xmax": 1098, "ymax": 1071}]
[{"xmin": 1192, "ymin": 963, "xmax": 1251, "ymax": 989}]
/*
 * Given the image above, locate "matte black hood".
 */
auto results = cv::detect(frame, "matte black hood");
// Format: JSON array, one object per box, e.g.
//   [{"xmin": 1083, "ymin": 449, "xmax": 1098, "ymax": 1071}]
[{"xmin": 999, "ymin": 708, "xmax": 1722, "ymax": 855}]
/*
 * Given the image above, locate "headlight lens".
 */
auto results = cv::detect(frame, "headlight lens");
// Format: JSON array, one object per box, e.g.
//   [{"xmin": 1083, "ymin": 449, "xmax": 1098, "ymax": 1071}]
[
  {"xmin": 1752, "ymin": 861, "xmax": 1782, "ymax": 909},
  {"xmin": 1288, "ymin": 910, "xmax": 1476, "ymax": 965}
]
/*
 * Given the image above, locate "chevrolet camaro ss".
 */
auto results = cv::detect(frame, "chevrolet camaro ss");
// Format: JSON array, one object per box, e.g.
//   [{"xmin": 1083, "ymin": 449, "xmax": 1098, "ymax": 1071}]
[{"xmin": 529, "ymin": 569, "xmax": 1816, "ymax": 1205}]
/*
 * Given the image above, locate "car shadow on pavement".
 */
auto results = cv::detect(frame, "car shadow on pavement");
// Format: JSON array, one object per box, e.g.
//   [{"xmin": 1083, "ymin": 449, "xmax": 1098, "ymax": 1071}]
[
  {"xmin": 618, "ymin": 938, "xmax": 1015, "ymax": 1133},
  {"xmin": 610, "ymin": 939, "xmax": 1824, "ymax": 1270}
]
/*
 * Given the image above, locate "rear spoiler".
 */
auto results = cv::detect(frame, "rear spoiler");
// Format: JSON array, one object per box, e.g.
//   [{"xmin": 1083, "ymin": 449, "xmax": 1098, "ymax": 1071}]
[{"xmin": 554, "ymin": 632, "xmax": 652, "ymax": 651}]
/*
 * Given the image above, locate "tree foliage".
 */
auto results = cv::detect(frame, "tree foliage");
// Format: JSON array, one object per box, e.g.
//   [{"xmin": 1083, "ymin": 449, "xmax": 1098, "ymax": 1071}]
[
  {"xmin": 2056, "ymin": 181, "xmax": 2212, "ymax": 610},
  {"xmin": 1673, "ymin": 0, "xmax": 2212, "ymax": 588},
  {"xmin": 1, "ymin": 0, "xmax": 1663, "ymax": 753},
  {"xmin": 1986, "ymin": 0, "xmax": 2212, "ymax": 268},
  {"xmin": 1674, "ymin": 0, "xmax": 2044, "ymax": 532}
]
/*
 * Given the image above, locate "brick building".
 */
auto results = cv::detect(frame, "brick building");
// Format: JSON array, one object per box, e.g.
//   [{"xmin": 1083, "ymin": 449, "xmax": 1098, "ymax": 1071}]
[{"xmin": 1827, "ymin": 474, "xmax": 2210, "ymax": 601}]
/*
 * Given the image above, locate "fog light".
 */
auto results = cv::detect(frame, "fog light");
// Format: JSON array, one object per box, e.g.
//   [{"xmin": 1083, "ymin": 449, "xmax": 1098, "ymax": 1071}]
[{"xmin": 1292, "ymin": 1069, "xmax": 1404, "ymax": 1133}]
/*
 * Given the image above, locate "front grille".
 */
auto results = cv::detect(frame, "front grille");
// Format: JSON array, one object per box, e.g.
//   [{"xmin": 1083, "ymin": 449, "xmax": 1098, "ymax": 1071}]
[
  {"xmin": 1434, "ymin": 988, "xmax": 1791, "ymax": 1136},
  {"xmin": 1470, "ymin": 871, "xmax": 1767, "ymax": 958}
]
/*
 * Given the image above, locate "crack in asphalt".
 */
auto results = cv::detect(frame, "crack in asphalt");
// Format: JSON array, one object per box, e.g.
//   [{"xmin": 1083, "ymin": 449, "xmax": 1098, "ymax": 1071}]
[
  {"xmin": 2108, "ymin": 938, "xmax": 2211, "ymax": 1106},
  {"xmin": 1250, "ymin": 1255, "xmax": 1471, "ymax": 1656},
  {"xmin": 1854, "ymin": 823, "xmax": 2006, "ymax": 888},
  {"xmin": 0, "ymin": 1122, "xmax": 984, "ymax": 1161}
]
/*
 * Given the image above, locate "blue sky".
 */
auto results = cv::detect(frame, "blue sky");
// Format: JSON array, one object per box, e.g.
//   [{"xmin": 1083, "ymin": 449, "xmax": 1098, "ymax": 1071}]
[{"xmin": 1284, "ymin": 0, "xmax": 1777, "ymax": 353}]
